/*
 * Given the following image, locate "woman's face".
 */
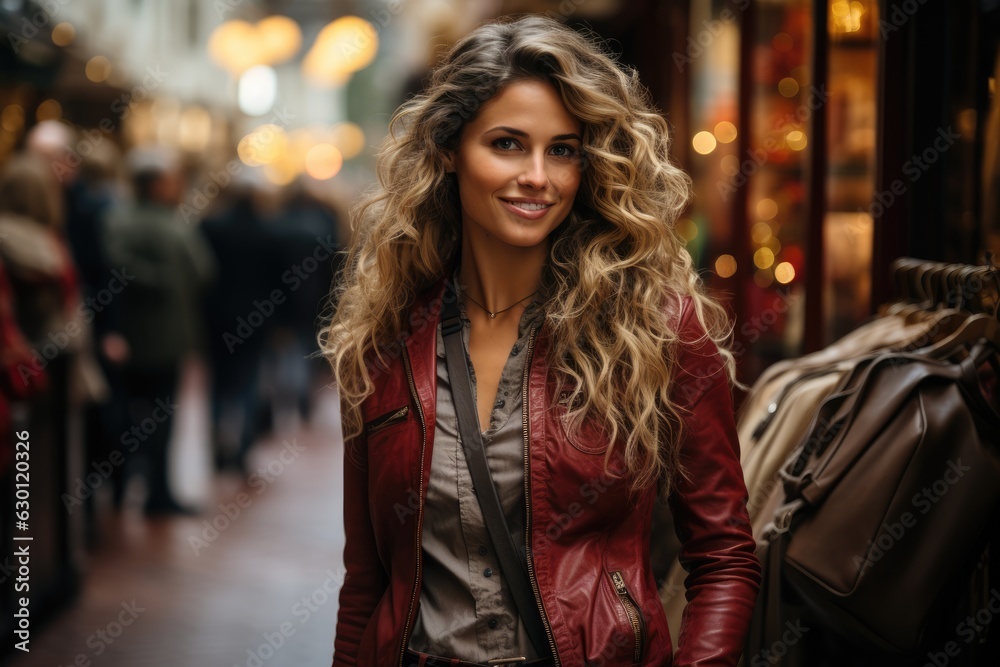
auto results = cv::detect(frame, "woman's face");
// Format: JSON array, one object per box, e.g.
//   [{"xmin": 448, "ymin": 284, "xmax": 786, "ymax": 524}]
[{"xmin": 444, "ymin": 78, "xmax": 583, "ymax": 251}]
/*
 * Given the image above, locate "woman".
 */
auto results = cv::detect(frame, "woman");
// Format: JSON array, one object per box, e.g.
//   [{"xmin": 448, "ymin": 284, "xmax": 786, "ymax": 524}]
[{"xmin": 320, "ymin": 14, "xmax": 760, "ymax": 667}]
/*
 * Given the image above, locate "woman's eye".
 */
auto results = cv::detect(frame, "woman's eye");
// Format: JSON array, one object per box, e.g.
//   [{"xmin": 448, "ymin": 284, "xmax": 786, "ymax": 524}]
[
  {"xmin": 493, "ymin": 138, "xmax": 518, "ymax": 150},
  {"xmin": 551, "ymin": 145, "xmax": 576, "ymax": 158}
]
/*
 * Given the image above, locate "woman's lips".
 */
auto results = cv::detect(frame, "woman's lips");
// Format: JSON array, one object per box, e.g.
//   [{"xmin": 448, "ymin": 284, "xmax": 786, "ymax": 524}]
[{"xmin": 500, "ymin": 198, "xmax": 555, "ymax": 220}]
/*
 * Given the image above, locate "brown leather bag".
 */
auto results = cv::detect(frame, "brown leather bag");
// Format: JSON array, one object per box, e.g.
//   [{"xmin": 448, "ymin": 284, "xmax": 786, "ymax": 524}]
[{"xmin": 749, "ymin": 341, "xmax": 1000, "ymax": 657}]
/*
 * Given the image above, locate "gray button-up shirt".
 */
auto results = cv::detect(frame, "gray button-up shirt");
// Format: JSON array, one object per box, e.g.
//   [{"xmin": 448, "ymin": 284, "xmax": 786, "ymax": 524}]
[{"xmin": 408, "ymin": 272, "xmax": 545, "ymax": 661}]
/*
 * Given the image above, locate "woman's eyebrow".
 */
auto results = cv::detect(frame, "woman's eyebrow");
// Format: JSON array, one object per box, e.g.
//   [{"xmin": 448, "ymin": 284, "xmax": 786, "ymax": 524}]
[{"xmin": 483, "ymin": 126, "xmax": 582, "ymax": 142}]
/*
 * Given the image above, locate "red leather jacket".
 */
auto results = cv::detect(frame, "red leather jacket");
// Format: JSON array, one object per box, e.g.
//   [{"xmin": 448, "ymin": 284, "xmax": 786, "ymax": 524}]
[{"xmin": 333, "ymin": 270, "xmax": 761, "ymax": 667}]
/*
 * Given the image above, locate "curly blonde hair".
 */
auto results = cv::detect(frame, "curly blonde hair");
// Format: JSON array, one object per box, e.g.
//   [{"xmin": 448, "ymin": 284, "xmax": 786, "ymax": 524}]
[{"xmin": 319, "ymin": 14, "xmax": 736, "ymax": 496}]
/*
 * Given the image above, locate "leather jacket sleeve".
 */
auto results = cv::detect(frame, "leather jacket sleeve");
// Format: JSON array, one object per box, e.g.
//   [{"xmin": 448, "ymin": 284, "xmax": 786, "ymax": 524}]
[
  {"xmin": 666, "ymin": 297, "xmax": 762, "ymax": 667},
  {"xmin": 332, "ymin": 431, "xmax": 389, "ymax": 667}
]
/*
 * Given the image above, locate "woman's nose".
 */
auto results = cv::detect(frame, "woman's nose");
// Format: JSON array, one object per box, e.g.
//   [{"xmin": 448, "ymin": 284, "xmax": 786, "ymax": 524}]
[{"xmin": 516, "ymin": 153, "xmax": 549, "ymax": 189}]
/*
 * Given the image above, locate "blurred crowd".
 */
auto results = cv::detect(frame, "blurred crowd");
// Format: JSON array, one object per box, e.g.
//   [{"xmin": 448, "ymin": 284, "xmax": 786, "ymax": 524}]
[{"xmin": 0, "ymin": 121, "xmax": 343, "ymax": 518}]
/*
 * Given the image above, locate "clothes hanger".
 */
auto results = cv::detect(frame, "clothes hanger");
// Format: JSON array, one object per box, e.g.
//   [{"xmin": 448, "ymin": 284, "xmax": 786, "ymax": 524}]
[
  {"xmin": 881, "ymin": 257, "xmax": 922, "ymax": 317},
  {"xmin": 918, "ymin": 266, "xmax": 1000, "ymax": 360},
  {"xmin": 901, "ymin": 261, "xmax": 941, "ymax": 324}
]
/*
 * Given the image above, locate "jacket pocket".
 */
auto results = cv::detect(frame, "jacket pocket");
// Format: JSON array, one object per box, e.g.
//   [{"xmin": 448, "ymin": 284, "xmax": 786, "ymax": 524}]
[
  {"xmin": 608, "ymin": 570, "xmax": 646, "ymax": 663},
  {"xmin": 365, "ymin": 405, "xmax": 409, "ymax": 436}
]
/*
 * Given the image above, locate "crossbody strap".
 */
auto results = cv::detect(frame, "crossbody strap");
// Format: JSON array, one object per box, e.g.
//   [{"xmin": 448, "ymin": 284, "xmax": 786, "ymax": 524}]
[{"xmin": 440, "ymin": 285, "xmax": 552, "ymax": 658}]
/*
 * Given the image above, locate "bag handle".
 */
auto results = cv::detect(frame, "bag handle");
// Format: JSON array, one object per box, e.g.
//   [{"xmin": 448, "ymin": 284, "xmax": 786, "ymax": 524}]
[{"xmin": 440, "ymin": 284, "xmax": 552, "ymax": 658}]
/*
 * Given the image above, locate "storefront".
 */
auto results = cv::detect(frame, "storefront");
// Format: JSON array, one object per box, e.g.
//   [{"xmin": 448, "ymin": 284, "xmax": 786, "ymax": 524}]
[{"xmin": 549, "ymin": 0, "xmax": 999, "ymax": 381}]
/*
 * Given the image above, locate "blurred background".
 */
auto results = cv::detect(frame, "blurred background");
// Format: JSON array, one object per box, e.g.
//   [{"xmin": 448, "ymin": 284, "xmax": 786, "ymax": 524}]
[{"xmin": 0, "ymin": 0, "xmax": 997, "ymax": 664}]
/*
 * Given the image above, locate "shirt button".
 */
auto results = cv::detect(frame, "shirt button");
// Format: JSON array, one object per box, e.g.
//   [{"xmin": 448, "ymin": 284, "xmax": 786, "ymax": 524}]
[
  {"xmin": 488, "ymin": 619, "xmax": 498, "ymax": 629},
  {"xmin": 478, "ymin": 545, "xmax": 488, "ymax": 556},
  {"xmin": 483, "ymin": 567, "xmax": 493, "ymax": 578}
]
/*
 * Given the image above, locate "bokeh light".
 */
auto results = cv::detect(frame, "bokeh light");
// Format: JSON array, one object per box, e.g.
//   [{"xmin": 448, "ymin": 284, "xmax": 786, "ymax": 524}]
[
  {"xmin": 1, "ymin": 105, "xmax": 24, "ymax": 132},
  {"xmin": 329, "ymin": 122, "xmax": 366, "ymax": 160},
  {"xmin": 35, "ymin": 99, "xmax": 62, "ymax": 122},
  {"xmin": 692, "ymin": 131, "xmax": 717, "ymax": 155},
  {"xmin": 720, "ymin": 155, "xmax": 740, "ymax": 176},
  {"xmin": 778, "ymin": 77, "xmax": 800, "ymax": 98},
  {"xmin": 51, "ymin": 22, "xmax": 75, "ymax": 46},
  {"xmin": 677, "ymin": 218, "xmax": 698, "ymax": 243},
  {"xmin": 751, "ymin": 222, "xmax": 773, "ymax": 245},
  {"xmin": 756, "ymin": 198, "xmax": 779, "ymax": 221},
  {"xmin": 715, "ymin": 254, "xmax": 737, "ymax": 278},
  {"xmin": 85, "ymin": 55, "xmax": 112, "ymax": 83},
  {"xmin": 305, "ymin": 143, "xmax": 344, "ymax": 180},
  {"xmin": 303, "ymin": 16, "xmax": 378, "ymax": 86},
  {"xmin": 754, "ymin": 247, "xmax": 776, "ymax": 270},
  {"xmin": 775, "ymin": 262, "xmax": 796, "ymax": 284},
  {"xmin": 786, "ymin": 130, "xmax": 808, "ymax": 151},
  {"xmin": 713, "ymin": 121, "xmax": 737, "ymax": 144}
]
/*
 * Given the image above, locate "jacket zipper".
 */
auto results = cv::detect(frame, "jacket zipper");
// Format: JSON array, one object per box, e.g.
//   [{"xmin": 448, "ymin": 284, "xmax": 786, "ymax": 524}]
[
  {"xmin": 608, "ymin": 570, "xmax": 646, "ymax": 663},
  {"xmin": 398, "ymin": 344, "xmax": 427, "ymax": 667},
  {"xmin": 522, "ymin": 324, "xmax": 561, "ymax": 665},
  {"xmin": 366, "ymin": 405, "xmax": 409, "ymax": 435}
]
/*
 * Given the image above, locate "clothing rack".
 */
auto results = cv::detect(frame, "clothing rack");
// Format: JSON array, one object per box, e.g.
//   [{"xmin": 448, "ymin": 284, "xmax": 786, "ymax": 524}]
[{"xmin": 884, "ymin": 256, "xmax": 1000, "ymax": 317}]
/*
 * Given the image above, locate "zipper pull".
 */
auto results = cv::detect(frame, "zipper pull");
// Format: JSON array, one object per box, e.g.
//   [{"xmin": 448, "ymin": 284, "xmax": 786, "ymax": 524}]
[{"xmin": 610, "ymin": 570, "xmax": 628, "ymax": 595}]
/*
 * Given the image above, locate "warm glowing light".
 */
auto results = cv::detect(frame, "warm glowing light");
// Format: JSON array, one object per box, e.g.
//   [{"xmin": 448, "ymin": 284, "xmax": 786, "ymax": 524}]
[
  {"xmin": 713, "ymin": 121, "xmax": 737, "ymax": 144},
  {"xmin": 305, "ymin": 143, "xmax": 344, "ymax": 180},
  {"xmin": 751, "ymin": 222, "xmax": 773, "ymax": 245},
  {"xmin": 1, "ymin": 105, "xmax": 24, "ymax": 132},
  {"xmin": 715, "ymin": 255, "xmax": 737, "ymax": 278},
  {"xmin": 756, "ymin": 198, "xmax": 778, "ymax": 221},
  {"xmin": 257, "ymin": 15, "xmax": 302, "ymax": 65},
  {"xmin": 778, "ymin": 77, "xmax": 800, "ymax": 98},
  {"xmin": 51, "ymin": 22, "xmax": 75, "ymax": 46},
  {"xmin": 329, "ymin": 122, "xmax": 366, "ymax": 159},
  {"xmin": 754, "ymin": 269, "xmax": 775, "ymax": 288},
  {"xmin": 85, "ymin": 56, "xmax": 112, "ymax": 83},
  {"xmin": 764, "ymin": 236, "xmax": 781, "ymax": 254},
  {"xmin": 754, "ymin": 247, "xmax": 775, "ymax": 270},
  {"xmin": 692, "ymin": 131, "xmax": 717, "ymax": 155},
  {"xmin": 831, "ymin": 0, "xmax": 864, "ymax": 33},
  {"xmin": 677, "ymin": 218, "xmax": 698, "ymax": 242},
  {"xmin": 237, "ymin": 135, "xmax": 262, "ymax": 167},
  {"xmin": 238, "ymin": 124, "xmax": 289, "ymax": 166},
  {"xmin": 303, "ymin": 16, "xmax": 379, "ymax": 85},
  {"xmin": 786, "ymin": 130, "xmax": 808, "ymax": 151},
  {"xmin": 208, "ymin": 20, "xmax": 260, "ymax": 74},
  {"xmin": 35, "ymin": 99, "xmax": 62, "ymax": 122},
  {"xmin": 775, "ymin": 262, "xmax": 796, "ymax": 284}
]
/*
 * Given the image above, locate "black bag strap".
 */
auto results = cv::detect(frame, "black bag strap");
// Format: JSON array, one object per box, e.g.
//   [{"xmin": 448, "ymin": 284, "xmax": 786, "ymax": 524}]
[{"xmin": 440, "ymin": 284, "xmax": 552, "ymax": 658}]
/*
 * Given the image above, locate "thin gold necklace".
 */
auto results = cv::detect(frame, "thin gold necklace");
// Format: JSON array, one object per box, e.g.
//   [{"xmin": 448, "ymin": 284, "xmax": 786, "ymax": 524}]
[{"xmin": 463, "ymin": 289, "xmax": 539, "ymax": 319}]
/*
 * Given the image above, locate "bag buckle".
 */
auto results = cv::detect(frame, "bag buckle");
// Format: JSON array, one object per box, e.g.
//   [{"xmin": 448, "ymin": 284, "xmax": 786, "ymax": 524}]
[{"xmin": 488, "ymin": 658, "xmax": 527, "ymax": 666}]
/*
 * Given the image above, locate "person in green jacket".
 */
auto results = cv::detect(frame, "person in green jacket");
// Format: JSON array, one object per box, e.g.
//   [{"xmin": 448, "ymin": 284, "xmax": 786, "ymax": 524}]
[{"xmin": 101, "ymin": 146, "xmax": 216, "ymax": 516}]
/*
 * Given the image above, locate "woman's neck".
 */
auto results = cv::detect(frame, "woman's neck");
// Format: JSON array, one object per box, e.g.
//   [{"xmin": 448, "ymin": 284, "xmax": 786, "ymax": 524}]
[{"xmin": 457, "ymin": 233, "xmax": 547, "ymax": 317}]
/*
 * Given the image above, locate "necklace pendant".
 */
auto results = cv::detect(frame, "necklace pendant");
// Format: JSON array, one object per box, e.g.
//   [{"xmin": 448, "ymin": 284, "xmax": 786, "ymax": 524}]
[{"xmin": 489, "ymin": 312, "xmax": 496, "ymax": 319}]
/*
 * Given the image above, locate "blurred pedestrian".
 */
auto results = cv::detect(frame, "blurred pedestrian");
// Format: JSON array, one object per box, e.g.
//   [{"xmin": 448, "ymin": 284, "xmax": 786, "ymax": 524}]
[
  {"xmin": 200, "ymin": 172, "xmax": 278, "ymax": 472},
  {"xmin": 100, "ymin": 146, "xmax": 215, "ymax": 516},
  {"xmin": 267, "ymin": 180, "xmax": 343, "ymax": 426}
]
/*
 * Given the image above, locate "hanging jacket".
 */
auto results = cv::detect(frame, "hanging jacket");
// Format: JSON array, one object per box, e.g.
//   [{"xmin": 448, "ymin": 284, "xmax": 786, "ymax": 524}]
[{"xmin": 332, "ymin": 268, "xmax": 761, "ymax": 667}]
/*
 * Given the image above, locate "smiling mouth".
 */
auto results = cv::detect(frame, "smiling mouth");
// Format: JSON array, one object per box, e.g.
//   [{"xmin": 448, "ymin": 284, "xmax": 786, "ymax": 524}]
[{"xmin": 501, "ymin": 199, "xmax": 554, "ymax": 211}]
